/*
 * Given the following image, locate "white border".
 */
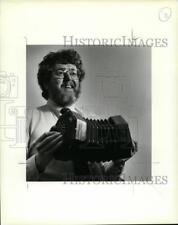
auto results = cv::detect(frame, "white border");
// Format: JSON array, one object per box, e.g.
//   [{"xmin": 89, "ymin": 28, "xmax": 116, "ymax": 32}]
[{"xmin": 1, "ymin": 1, "xmax": 178, "ymax": 224}]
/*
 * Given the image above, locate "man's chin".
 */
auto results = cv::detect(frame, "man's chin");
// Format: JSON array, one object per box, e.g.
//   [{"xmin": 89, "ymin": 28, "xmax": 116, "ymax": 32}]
[
  {"xmin": 63, "ymin": 96, "xmax": 76, "ymax": 106},
  {"xmin": 53, "ymin": 95, "xmax": 77, "ymax": 107},
  {"xmin": 50, "ymin": 86, "xmax": 80, "ymax": 107}
]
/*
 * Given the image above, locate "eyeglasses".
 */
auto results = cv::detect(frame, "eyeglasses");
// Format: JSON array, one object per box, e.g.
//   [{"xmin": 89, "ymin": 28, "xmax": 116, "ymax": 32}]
[{"xmin": 54, "ymin": 69, "xmax": 78, "ymax": 79}]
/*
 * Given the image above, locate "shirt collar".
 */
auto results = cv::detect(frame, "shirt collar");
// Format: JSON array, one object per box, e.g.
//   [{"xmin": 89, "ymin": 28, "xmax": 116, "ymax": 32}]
[{"xmin": 47, "ymin": 99, "xmax": 75, "ymax": 117}]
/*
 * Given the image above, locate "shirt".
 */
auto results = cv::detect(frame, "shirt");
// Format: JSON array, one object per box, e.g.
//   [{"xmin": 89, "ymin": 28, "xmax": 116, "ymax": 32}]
[{"xmin": 26, "ymin": 99, "xmax": 126, "ymax": 181}]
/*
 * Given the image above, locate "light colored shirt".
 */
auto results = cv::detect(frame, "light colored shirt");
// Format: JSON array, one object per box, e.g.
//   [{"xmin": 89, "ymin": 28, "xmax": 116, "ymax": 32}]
[{"xmin": 26, "ymin": 100, "xmax": 125, "ymax": 181}]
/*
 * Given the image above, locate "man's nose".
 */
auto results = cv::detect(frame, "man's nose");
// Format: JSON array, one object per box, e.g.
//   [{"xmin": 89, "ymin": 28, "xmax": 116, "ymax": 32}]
[{"xmin": 63, "ymin": 71, "xmax": 71, "ymax": 82}]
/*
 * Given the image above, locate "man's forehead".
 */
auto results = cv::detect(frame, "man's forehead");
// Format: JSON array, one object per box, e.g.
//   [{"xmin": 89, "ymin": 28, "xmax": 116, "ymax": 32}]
[{"xmin": 54, "ymin": 64, "xmax": 77, "ymax": 70}]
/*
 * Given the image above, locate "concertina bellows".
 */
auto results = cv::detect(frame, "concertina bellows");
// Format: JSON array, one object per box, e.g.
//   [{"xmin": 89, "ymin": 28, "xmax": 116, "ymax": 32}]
[{"xmin": 50, "ymin": 108, "xmax": 137, "ymax": 162}]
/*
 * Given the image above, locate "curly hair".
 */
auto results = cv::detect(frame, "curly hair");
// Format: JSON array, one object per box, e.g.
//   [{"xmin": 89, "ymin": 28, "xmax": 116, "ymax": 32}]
[{"xmin": 37, "ymin": 49, "xmax": 85, "ymax": 100}]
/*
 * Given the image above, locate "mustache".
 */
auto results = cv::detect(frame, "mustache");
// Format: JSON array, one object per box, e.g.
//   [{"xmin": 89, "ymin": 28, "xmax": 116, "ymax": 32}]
[{"xmin": 61, "ymin": 80, "xmax": 76, "ymax": 89}]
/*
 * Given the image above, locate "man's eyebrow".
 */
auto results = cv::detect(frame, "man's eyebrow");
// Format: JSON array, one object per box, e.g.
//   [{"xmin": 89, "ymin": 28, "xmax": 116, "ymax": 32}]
[
  {"xmin": 56, "ymin": 68, "xmax": 65, "ymax": 70},
  {"xmin": 56, "ymin": 68, "xmax": 77, "ymax": 71},
  {"xmin": 70, "ymin": 68, "xmax": 77, "ymax": 71}
]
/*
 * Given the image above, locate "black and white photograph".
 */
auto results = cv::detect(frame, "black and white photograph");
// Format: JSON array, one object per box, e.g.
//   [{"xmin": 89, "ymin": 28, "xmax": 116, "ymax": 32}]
[
  {"xmin": 26, "ymin": 46, "xmax": 151, "ymax": 182},
  {"xmin": 1, "ymin": 1, "xmax": 177, "ymax": 224}
]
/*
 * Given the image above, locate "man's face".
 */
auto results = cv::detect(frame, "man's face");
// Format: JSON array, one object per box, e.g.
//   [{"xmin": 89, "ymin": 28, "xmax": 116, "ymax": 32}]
[{"xmin": 46, "ymin": 64, "xmax": 80, "ymax": 107}]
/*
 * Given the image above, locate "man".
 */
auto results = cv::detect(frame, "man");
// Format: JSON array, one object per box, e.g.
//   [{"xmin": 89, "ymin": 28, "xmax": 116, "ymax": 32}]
[{"xmin": 26, "ymin": 49, "xmax": 131, "ymax": 181}]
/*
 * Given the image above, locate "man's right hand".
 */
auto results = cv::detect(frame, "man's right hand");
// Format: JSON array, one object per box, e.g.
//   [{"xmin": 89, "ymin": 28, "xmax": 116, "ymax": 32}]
[{"xmin": 30, "ymin": 131, "xmax": 63, "ymax": 172}]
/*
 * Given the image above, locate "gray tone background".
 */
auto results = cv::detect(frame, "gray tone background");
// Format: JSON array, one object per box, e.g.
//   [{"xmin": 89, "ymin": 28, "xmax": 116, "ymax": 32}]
[{"xmin": 27, "ymin": 45, "xmax": 151, "ymax": 181}]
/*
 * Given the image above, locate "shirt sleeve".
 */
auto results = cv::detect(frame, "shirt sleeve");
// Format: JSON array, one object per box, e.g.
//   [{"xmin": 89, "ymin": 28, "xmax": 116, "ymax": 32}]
[
  {"xmin": 26, "ymin": 109, "xmax": 40, "ymax": 181},
  {"xmin": 26, "ymin": 154, "xmax": 40, "ymax": 181}
]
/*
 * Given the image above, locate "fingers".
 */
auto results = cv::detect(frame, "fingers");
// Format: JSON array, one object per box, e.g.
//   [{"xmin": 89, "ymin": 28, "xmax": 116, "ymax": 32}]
[
  {"xmin": 44, "ymin": 140, "xmax": 63, "ymax": 155},
  {"xmin": 52, "ymin": 140, "xmax": 64, "ymax": 153},
  {"xmin": 131, "ymin": 141, "xmax": 137, "ymax": 156},
  {"xmin": 38, "ymin": 131, "xmax": 58, "ymax": 142},
  {"xmin": 38, "ymin": 132, "xmax": 60, "ymax": 149},
  {"xmin": 30, "ymin": 131, "xmax": 59, "ymax": 149},
  {"xmin": 37, "ymin": 133, "xmax": 63, "ymax": 153},
  {"xmin": 113, "ymin": 159, "xmax": 126, "ymax": 167}
]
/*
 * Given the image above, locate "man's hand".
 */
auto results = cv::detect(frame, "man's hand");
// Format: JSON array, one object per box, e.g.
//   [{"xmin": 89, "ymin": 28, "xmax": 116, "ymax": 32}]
[{"xmin": 30, "ymin": 131, "xmax": 63, "ymax": 172}]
